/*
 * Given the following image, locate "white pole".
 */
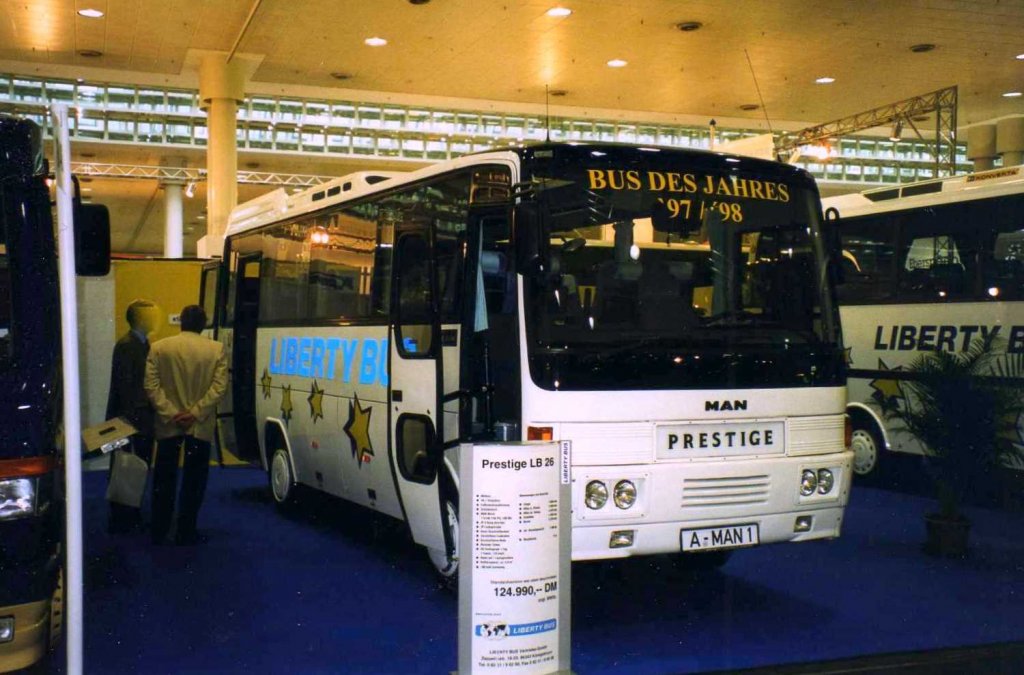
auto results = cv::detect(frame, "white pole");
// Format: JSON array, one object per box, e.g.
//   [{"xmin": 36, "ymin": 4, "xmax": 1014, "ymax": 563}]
[
  {"xmin": 51, "ymin": 104, "xmax": 84, "ymax": 675},
  {"xmin": 163, "ymin": 182, "xmax": 184, "ymax": 258}
]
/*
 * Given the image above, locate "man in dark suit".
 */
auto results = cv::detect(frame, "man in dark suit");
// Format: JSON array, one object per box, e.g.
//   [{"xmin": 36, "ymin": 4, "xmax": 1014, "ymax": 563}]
[
  {"xmin": 105, "ymin": 298, "xmax": 157, "ymax": 534},
  {"xmin": 145, "ymin": 305, "xmax": 227, "ymax": 545}
]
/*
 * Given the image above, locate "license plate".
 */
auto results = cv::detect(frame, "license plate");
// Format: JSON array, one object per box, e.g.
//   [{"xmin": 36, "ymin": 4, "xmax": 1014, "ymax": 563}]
[{"xmin": 681, "ymin": 523, "xmax": 760, "ymax": 551}]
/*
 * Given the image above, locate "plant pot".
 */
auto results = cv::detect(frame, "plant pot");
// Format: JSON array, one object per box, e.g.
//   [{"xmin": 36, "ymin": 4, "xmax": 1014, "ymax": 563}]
[{"xmin": 923, "ymin": 512, "xmax": 971, "ymax": 558}]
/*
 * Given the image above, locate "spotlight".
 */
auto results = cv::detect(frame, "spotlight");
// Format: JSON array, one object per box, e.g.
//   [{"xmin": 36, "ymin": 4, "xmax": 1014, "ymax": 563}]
[
  {"xmin": 185, "ymin": 182, "xmax": 196, "ymax": 198},
  {"xmin": 889, "ymin": 119, "xmax": 903, "ymax": 142}
]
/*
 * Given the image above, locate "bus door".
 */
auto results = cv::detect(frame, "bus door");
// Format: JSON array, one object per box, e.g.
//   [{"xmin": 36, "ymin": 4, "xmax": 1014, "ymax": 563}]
[
  {"xmin": 389, "ymin": 228, "xmax": 446, "ymax": 551},
  {"xmin": 231, "ymin": 253, "xmax": 262, "ymax": 460}
]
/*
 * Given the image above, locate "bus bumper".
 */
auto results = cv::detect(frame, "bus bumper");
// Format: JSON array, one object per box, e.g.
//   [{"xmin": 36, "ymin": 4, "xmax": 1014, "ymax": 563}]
[
  {"xmin": 0, "ymin": 598, "xmax": 49, "ymax": 672},
  {"xmin": 570, "ymin": 449, "xmax": 853, "ymax": 561}
]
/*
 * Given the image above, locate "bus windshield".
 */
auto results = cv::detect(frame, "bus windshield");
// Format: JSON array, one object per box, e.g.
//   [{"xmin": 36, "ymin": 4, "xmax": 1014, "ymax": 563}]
[{"xmin": 522, "ymin": 147, "xmax": 842, "ymax": 390}]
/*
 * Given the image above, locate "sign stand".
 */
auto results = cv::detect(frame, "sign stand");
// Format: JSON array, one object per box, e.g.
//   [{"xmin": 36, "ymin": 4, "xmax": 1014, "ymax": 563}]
[{"xmin": 457, "ymin": 442, "xmax": 571, "ymax": 674}]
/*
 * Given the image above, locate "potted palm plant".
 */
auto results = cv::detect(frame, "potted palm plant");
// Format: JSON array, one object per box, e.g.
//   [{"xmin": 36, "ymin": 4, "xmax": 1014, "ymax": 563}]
[{"xmin": 884, "ymin": 337, "xmax": 1024, "ymax": 558}]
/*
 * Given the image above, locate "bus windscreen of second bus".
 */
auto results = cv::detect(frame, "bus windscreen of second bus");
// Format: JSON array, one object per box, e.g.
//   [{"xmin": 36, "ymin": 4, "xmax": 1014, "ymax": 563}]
[{"xmin": 522, "ymin": 154, "xmax": 842, "ymax": 390}]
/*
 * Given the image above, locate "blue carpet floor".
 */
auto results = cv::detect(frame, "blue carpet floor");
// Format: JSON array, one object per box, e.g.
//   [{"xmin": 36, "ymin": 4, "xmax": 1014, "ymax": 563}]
[{"xmin": 58, "ymin": 464, "xmax": 1024, "ymax": 674}]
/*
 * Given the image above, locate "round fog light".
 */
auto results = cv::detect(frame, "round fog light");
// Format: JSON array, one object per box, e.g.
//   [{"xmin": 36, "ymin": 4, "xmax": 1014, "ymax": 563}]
[
  {"xmin": 613, "ymin": 480, "xmax": 637, "ymax": 509},
  {"xmin": 817, "ymin": 469, "xmax": 835, "ymax": 494},
  {"xmin": 800, "ymin": 469, "xmax": 818, "ymax": 496},
  {"xmin": 585, "ymin": 480, "xmax": 608, "ymax": 509}
]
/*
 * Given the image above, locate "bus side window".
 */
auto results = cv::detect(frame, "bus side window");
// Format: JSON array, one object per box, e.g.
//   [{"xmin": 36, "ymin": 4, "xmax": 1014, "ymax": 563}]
[
  {"xmin": 397, "ymin": 414, "xmax": 436, "ymax": 484},
  {"xmin": 982, "ymin": 196, "xmax": 1024, "ymax": 300},
  {"xmin": 897, "ymin": 206, "xmax": 975, "ymax": 300},
  {"xmin": 837, "ymin": 215, "xmax": 898, "ymax": 304},
  {"xmin": 395, "ymin": 234, "xmax": 434, "ymax": 356}
]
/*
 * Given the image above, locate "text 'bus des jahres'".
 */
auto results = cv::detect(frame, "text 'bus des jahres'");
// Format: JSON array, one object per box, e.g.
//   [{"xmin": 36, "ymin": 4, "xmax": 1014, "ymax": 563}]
[{"xmin": 586, "ymin": 169, "xmax": 791, "ymax": 202}]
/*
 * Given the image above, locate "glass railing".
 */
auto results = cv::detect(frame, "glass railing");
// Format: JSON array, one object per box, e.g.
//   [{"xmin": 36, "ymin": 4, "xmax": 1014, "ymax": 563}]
[{"xmin": 0, "ymin": 74, "xmax": 973, "ymax": 183}]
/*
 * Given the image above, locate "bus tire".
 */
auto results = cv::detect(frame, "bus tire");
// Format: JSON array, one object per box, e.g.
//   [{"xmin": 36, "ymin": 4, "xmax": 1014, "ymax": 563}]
[
  {"xmin": 48, "ymin": 567, "xmax": 64, "ymax": 650},
  {"xmin": 427, "ymin": 474, "xmax": 460, "ymax": 591},
  {"xmin": 850, "ymin": 416, "xmax": 884, "ymax": 477},
  {"xmin": 269, "ymin": 447, "xmax": 297, "ymax": 508}
]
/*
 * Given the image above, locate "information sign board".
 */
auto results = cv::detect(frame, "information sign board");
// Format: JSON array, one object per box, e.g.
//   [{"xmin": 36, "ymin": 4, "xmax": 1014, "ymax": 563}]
[{"xmin": 457, "ymin": 443, "xmax": 571, "ymax": 674}]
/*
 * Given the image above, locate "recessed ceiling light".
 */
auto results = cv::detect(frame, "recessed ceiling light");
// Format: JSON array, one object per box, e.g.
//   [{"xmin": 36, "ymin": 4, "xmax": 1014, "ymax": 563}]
[
  {"xmin": 815, "ymin": 76, "xmax": 835, "ymax": 84},
  {"xmin": 1004, "ymin": 91, "xmax": 1023, "ymax": 98},
  {"xmin": 676, "ymin": 21, "xmax": 703, "ymax": 32},
  {"xmin": 910, "ymin": 43, "xmax": 936, "ymax": 53},
  {"xmin": 546, "ymin": 7, "xmax": 572, "ymax": 17},
  {"xmin": 607, "ymin": 59, "xmax": 628, "ymax": 68},
  {"xmin": 330, "ymin": 72, "xmax": 352, "ymax": 81},
  {"xmin": 1017, "ymin": 53, "xmax": 1024, "ymax": 60},
  {"xmin": 78, "ymin": 49, "xmax": 103, "ymax": 58},
  {"xmin": 77, "ymin": 8, "xmax": 104, "ymax": 18},
  {"xmin": 364, "ymin": 36, "xmax": 387, "ymax": 47},
  {"xmin": 739, "ymin": 103, "xmax": 759, "ymax": 111}
]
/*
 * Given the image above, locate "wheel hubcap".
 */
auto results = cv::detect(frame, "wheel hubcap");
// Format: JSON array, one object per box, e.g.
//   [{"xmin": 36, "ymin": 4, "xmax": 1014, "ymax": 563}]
[
  {"xmin": 271, "ymin": 452, "xmax": 290, "ymax": 501},
  {"xmin": 851, "ymin": 429, "xmax": 878, "ymax": 475}
]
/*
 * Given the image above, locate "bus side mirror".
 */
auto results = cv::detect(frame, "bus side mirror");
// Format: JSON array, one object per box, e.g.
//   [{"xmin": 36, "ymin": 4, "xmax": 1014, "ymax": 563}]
[
  {"xmin": 513, "ymin": 202, "xmax": 543, "ymax": 276},
  {"xmin": 75, "ymin": 203, "xmax": 111, "ymax": 277}
]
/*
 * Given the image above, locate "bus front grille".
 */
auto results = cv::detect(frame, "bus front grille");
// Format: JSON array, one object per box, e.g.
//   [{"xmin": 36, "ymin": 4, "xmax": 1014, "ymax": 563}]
[{"xmin": 681, "ymin": 475, "xmax": 771, "ymax": 508}]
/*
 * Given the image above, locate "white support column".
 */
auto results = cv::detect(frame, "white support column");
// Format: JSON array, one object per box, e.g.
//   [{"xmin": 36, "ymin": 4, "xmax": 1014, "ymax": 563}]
[
  {"xmin": 195, "ymin": 52, "xmax": 252, "ymax": 257},
  {"xmin": 163, "ymin": 181, "xmax": 184, "ymax": 258}
]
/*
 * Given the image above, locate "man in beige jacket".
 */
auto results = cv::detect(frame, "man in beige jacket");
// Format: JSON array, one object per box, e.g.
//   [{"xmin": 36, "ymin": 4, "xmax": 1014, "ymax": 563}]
[{"xmin": 144, "ymin": 305, "xmax": 228, "ymax": 545}]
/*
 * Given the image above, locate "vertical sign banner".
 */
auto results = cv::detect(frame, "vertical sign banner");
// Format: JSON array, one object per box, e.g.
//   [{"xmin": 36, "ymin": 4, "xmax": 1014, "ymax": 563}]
[{"xmin": 458, "ymin": 443, "xmax": 571, "ymax": 674}]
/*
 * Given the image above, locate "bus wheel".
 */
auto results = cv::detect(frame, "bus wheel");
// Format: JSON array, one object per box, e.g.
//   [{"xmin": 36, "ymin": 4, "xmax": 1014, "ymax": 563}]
[
  {"xmin": 850, "ymin": 423, "xmax": 883, "ymax": 476},
  {"xmin": 269, "ymin": 448, "xmax": 296, "ymax": 507},
  {"xmin": 49, "ymin": 567, "xmax": 64, "ymax": 649},
  {"xmin": 427, "ymin": 498, "xmax": 459, "ymax": 590}
]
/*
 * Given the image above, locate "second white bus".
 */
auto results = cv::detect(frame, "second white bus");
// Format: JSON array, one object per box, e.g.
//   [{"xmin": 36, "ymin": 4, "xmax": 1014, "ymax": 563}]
[{"xmin": 825, "ymin": 165, "xmax": 1024, "ymax": 476}]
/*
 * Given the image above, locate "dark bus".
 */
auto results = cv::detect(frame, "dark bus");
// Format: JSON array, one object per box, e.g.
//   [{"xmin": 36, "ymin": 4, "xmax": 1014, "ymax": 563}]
[
  {"xmin": 0, "ymin": 115, "xmax": 64, "ymax": 670},
  {"xmin": 1, "ymin": 114, "xmax": 108, "ymax": 670}
]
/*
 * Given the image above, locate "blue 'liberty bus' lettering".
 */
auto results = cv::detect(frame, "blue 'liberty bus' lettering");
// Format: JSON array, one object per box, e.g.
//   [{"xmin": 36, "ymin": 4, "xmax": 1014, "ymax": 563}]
[{"xmin": 268, "ymin": 336, "xmax": 389, "ymax": 385}]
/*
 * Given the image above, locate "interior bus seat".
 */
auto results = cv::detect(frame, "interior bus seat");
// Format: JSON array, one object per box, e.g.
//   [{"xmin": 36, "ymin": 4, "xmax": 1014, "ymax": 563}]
[
  {"xmin": 594, "ymin": 260, "xmax": 640, "ymax": 324},
  {"xmin": 480, "ymin": 250, "xmax": 516, "ymax": 314}
]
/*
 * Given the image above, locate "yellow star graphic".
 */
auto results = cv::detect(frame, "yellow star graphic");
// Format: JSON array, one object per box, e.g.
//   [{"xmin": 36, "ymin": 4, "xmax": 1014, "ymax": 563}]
[
  {"xmin": 280, "ymin": 385, "xmax": 293, "ymax": 424},
  {"xmin": 307, "ymin": 380, "xmax": 325, "ymax": 424},
  {"xmin": 869, "ymin": 358, "xmax": 903, "ymax": 412},
  {"xmin": 343, "ymin": 394, "xmax": 374, "ymax": 467},
  {"xmin": 261, "ymin": 368, "xmax": 273, "ymax": 399}
]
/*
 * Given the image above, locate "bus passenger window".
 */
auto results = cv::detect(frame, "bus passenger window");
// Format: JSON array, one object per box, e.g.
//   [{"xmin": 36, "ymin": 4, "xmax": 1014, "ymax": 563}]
[{"xmin": 837, "ymin": 217, "xmax": 898, "ymax": 304}]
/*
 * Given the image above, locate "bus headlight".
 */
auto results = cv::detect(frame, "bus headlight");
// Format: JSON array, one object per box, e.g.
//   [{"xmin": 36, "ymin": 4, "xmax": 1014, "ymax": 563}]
[
  {"xmin": 0, "ymin": 616, "xmax": 13, "ymax": 643},
  {"xmin": 585, "ymin": 480, "xmax": 608, "ymax": 509},
  {"xmin": 613, "ymin": 480, "xmax": 637, "ymax": 509},
  {"xmin": 817, "ymin": 469, "xmax": 835, "ymax": 495},
  {"xmin": 0, "ymin": 477, "xmax": 37, "ymax": 521},
  {"xmin": 799, "ymin": 470, "xmax": 818, "ymax": 496}
]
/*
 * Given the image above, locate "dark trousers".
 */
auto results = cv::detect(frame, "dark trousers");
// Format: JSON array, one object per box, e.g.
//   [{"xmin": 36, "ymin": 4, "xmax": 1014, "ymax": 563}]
[
  {"xmin": 107, "ymin": 434, "xmax": 153, "ymax": 533},
  {"xmin": 152, "ymin": 436, "xmax": 211, "ymax": 542}
]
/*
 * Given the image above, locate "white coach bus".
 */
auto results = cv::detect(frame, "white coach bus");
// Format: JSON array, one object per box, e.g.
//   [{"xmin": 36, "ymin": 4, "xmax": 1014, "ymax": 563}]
[
  {"xmin": 202, "ymin": 143, "xmax": 853, "ymax": 580},
  {"xmin": 824, "ymin": 165, "xmax": 1024, "ymax": 476}
]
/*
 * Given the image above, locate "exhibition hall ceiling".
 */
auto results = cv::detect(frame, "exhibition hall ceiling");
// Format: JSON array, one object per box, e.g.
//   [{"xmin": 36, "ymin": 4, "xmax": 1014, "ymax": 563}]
[
  {"xmin": 3, "ymin": 0, "xmax": 1022, "ymax": 125},
  {"xmin": 1, "ymin": 0, "xmax": 1021, "ymax": 253}
]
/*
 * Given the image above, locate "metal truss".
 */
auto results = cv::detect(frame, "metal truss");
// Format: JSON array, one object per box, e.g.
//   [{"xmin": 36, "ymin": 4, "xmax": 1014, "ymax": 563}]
[
  {"xmin": 70, "ymin": 162, "xmax": 334, "ymax": 187},
  {"xmin": 777, "ymin": 86, "xmax": 959, "ymax": 177}
]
